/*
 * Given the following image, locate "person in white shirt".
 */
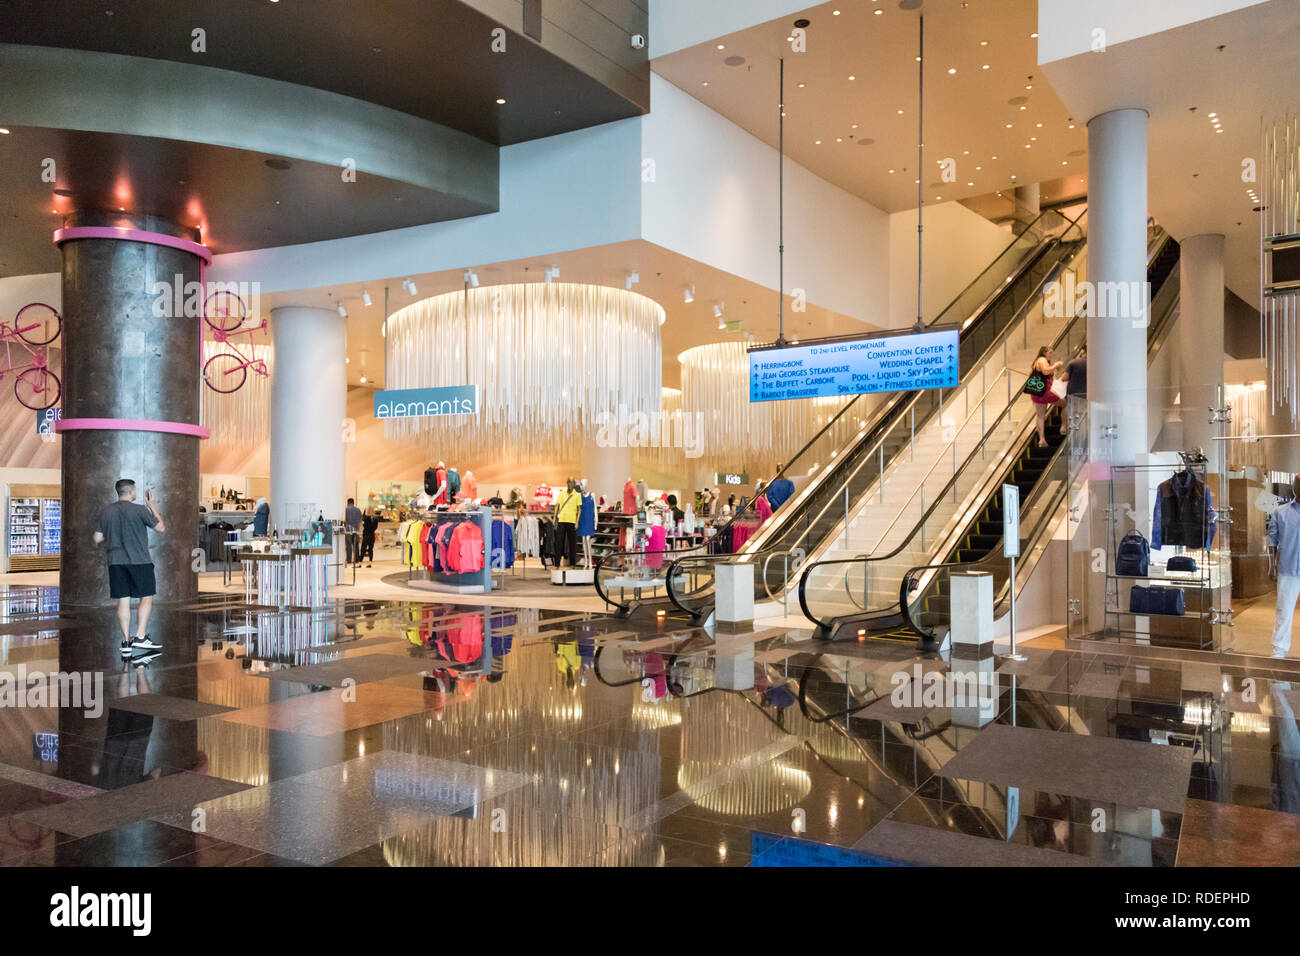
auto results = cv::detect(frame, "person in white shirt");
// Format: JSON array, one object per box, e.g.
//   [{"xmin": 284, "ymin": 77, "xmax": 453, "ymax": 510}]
[{"xmin": 1268, "ymin": 476, "xmax": 1300, "ymax": 658}]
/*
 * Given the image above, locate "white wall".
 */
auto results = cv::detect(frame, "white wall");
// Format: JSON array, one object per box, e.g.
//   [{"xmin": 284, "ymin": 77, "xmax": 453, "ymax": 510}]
[
  {"xmin": 208, "ymin": 118, "xmax": 643, "ymax": 292},
  {"xmin": 1037, "ymin": 0, "xmax": 1270, "ymax": 64},
  {"xmin": 641, "ymin": 74, "xmax": 890, "ymax": 326},
  {"xmin": 649, "ymin": 0, "xmax": 809, "ymax": 59},
  {"xmin": 887, "ymin": 202, "xmax": 1013, "ymax": 330}
]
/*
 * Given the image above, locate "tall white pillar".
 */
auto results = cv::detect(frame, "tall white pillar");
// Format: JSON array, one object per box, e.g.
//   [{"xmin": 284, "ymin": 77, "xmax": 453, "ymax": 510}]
[
  {"xmin": 1012, "ymin": 183, "xmax": 1041, "ymax": 233},
  {"xmin": 269, "ymin": 306, "xmax": 347, "ymax": 533},
  {"xmin": 1179, "ymin": 234, "xmax": 1225, "ymax": 463},
  {"xmin": 1087, "ymin": 109, "xmax": 1149, "ymax": 464}
]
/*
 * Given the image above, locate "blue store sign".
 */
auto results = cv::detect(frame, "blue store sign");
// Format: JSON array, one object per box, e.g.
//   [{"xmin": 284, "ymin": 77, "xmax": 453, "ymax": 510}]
[{"xmin": 373, "ymin": 386, "xmax": 478, "ymax": 420}]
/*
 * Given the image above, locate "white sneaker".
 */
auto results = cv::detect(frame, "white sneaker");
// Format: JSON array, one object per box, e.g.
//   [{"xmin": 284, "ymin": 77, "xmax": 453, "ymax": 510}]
[{"xmin": 131, "ymin": 636, "xmax": 162, "ymax": 651}]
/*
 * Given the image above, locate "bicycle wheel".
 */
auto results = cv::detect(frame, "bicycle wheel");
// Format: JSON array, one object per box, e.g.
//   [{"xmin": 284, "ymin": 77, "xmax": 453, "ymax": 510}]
[
  {"xmin": 203, "ymin": 352, "xmax": 248, "ymax": 393},
  {"xmin": 14, "ymin": 303, "xmax": 61, "ymax": 346},
  {"xmin": 14, "ymin": 367, "xmax": 61, "ymax": 410},
  {"xmin": 203, "ymin": 291, "xmax": 247, "ymax": 334}
]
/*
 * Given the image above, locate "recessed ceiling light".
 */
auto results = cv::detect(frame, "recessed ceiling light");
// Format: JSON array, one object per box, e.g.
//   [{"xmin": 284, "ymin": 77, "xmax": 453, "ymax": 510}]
[
  {"xmin": 1068, "ymin": 123, "xmax": 1076, "ymax": 129},
  {"xmin": 1005, "ymin": 123, "xmax": 1012, "ymax": 128},
  {"xmin": 848, "ymin": 75, "xmax": 856, "ymax": 80},
  {"xmin": 874, "ymin": 8, "xmax": 882, "ymax": 14},
  {"xmin": 1030, "ymin": 32, "xmax": 1038, "ymax": 38},
  {"xmin": 948, "ymin": 68, "xmax": 957, "ymax": 74},
  {"xmin": 359, "ymin": 376, "xmax": 367, "ymax": 384},
  {"xmin": 967, "ymin": 181, "xmax": 974, "ymax": 186},
  {"xmin": 897, "ymin": 109, "xmax": 904, "ymax": 114},
  {"xmin": 975, "ymin": 165, "xmax": 982, "ymax": 170},
  {"xmin": 1030, "ymin": 136, "xmax": 1037, "ymax": 141},
  {"xmin": 836, "ymin": 137, "xmax": 843, "ymax": 142},
  {"xmin": 716, "ymin": 44, "xmax": 725, "ymax": 49},
  {"xmin": 1061, "ymin": 160, "xmax": 1068, "ymax": 165},
  {"xmin": 815, "ymin": 140, "xmax": 822, "ymax": 144},
  {"xmin": 798, "ymin": 82, "xmax": 805, "ymax": 88},
  {"xmin": 1036, "ymin": 122, "xmax": 1042, "ymax": 127},
  {"xmin": 833, "ymin": 9, "xmax": 840, "ymax": 14},
  {"xmin": 702, "ymin": 81, "xmax": 709, "ymax": 86},
  {"xmin": 1019, "ymin": 105, "xmax": 1027, "ymax": 110},
  {"xmin": 982, "ymin": 64, "xmax": 990, "ymax": 69},
  {"xmin": 0, "ymin": 128, "xmax": 9, "ymax": 134},
  {"xmin": 991, "ymin": 155, "xmax": 998, "ymax": 159},
  {"xmin": 851, "ymin": 124, "xmax": 858, "ymax": 128},
  {"xmin": 1025, "ymin": 84, "xmax": 1032, "ymax": 90},
  {"xmin": 496, "ymin": 98, "xmax": 506, "ymax": 104}
]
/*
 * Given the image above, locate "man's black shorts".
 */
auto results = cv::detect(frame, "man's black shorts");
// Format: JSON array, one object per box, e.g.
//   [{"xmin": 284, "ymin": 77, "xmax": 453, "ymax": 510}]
[{"xmin": 108, "ymin": 563, "xmax": 156, "ymax": 599}]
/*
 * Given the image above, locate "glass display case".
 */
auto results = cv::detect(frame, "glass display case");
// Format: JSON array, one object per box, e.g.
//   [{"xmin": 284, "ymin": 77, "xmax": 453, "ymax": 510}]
[{"xmin": 4, "ymin": 483, "xmax": 61, "ymax": 572}]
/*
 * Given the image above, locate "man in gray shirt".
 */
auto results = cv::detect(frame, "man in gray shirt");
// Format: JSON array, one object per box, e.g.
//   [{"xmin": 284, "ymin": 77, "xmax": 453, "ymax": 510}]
[
  {"xmin": 344, "ymin": 497, "xmax": 363, "ymax": 566},
  {"xmin": 93, "ymin": 478, "xmax": 166, "ymax": 655}
]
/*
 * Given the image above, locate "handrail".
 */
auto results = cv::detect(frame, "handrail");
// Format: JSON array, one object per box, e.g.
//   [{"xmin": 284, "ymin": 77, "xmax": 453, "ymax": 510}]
[
  {"xmin": 736, "ymin": 207, "xmax": 1084, "ymax": 555},
  {"xmin": 755, "ymin": 218, "xmax": 1088, "ymax": 562},
  {"xmin": 797, "ymin": 295, "xmax": 1090, "ymax": 628},
  {"xmin": 806, "ymin": 226, "xmax": 1179, "ymax": 638}
]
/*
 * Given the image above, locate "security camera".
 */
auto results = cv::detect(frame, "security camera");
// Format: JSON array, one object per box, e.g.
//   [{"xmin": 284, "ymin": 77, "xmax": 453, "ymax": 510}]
[{"xmin": 630, "ymin": 33, "xmax": 646, "ymax": 49}]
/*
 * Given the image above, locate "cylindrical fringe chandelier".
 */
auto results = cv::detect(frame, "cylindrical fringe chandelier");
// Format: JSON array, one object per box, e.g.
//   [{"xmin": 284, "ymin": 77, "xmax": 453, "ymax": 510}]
[
  {"xmin": 383, "ymin": 282, "xmax": 664, "ymax": 462},
  {"xmin": 1261, "ymin": 114, "xmax": 1300, "ymax": 427},
  {"xmin": 680, "ymin": 341, "xmax": 848, "ymax": 465}
]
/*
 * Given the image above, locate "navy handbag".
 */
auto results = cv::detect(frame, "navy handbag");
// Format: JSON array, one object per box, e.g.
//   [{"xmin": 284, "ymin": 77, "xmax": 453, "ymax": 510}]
[{"xmin": 1130, "ymin": 584, "xmax": 1185, "ymax": 616}]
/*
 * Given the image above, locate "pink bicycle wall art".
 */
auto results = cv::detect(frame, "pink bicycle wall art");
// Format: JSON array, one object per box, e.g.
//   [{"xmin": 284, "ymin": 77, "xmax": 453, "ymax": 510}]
[
  {"xmin": 3, "ymin": 303, "xmax": 61, "ymax": 410},
  {"xmin": 202, "ymin": 290, "xmax": 268, "ymax": 393}
]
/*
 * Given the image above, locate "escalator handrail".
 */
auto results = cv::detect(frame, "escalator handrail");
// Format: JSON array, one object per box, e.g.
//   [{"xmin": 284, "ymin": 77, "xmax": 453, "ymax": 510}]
[
  {"xmin": 593, "ymin": 547, "xmax": 702, "ymax": 612},
  {"xmin": 796, "ymin": 297, "xmax": 1090, "ymax": 628},
  {"xmin": 755, "ymin": 217, "xmax": 1089, "ymax": 562},
  {"xmin": 895, "ymin": 236, "xmax": 1182, "ymax": 639},
  {"xmin": 736, "ymin": 208, "xmax": 1085, "ymax": 556}
]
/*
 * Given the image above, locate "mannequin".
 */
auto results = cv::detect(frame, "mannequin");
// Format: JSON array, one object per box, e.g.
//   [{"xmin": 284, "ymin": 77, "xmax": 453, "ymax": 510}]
[
  {"xmin": 577, "ymin": 478, "xmax": 596, "ymax": 567},
  {"xmin": 446, "ymin": 464, "xmax": 461, "ymax": 502},
  {"xmin": 461, "ymin": 470, "xmax": 478, "ymax": 502},
  {"xmin": 622, "ymin": 476, "xmax": 637, "ymax": 515},
  {"xmin": 553, "ymin": 477, "xmax": 581, "ymax": 568},
  {"xmin": 426, "ymin": 461, "xmax": 449, "ymax": 506},
  {"xmin": 636, "ymin": 478, "xmax": 648, "ymax": 512}
]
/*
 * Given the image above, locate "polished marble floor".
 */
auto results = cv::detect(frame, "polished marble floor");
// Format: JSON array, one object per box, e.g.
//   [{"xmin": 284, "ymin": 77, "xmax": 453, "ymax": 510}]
[{"xmin": 1, "ymin": 582, "xmax": 1299, "ymax": 867}]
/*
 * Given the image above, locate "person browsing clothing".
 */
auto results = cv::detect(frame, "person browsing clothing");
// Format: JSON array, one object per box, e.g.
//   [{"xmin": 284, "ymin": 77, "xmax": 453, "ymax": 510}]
[
  {"xmin": 1268, "ymin": 475, "xmax": 1300, "ymax": 659},
  {"xmin": 344, "ymin": 498, "xmax": 362, "ymax": 566},
  {"xmin": 1029, "ymin": 344, "xmax": 1064, "ymax": 448},
  {"xmin": 93, "ymin": 478, "xmax": 165, "ymax": 656}
]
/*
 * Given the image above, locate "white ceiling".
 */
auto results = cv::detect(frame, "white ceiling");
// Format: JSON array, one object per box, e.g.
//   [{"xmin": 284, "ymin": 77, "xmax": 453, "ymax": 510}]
[
  {"xmin": 1040, "ymin": 0, "xmax": 1300, "ymax": 308},
  {"xmin": 260, "ymin": 239, "xmax": 869, "ymax": 390},
  {"xmin": 651, "ymin": 0, "xmax": 1089, "ymax": 213}
]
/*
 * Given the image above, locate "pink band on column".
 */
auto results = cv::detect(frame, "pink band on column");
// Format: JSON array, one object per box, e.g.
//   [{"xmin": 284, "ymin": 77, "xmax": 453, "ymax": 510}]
[
  {"xmin": 55, "ymin": 418, "xmax": 210, "ymax": 439},
  {"xmin": 53, "ymin": 226, "xmax": 212, "ymax": 264}
]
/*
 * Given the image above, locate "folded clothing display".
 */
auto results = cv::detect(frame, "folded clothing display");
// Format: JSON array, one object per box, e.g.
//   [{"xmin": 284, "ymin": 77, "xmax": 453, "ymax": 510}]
[{"xmin": 1130, "ymin": 584, "xmax": 1185, "ymax": 616}]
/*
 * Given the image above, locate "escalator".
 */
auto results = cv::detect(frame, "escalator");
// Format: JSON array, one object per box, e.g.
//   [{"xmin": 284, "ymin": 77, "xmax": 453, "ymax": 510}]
[
  {"xmin": 801, "ymin": 231, "xmax": 1182, "ymax": 646},
  {"xmin": 647, "ymin": 208, "xmax": 1088, "ymax": 621}
]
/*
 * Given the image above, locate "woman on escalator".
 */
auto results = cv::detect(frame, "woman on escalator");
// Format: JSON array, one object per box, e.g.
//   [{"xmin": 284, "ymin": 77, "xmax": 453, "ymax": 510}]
[{"xmin": 1029, "ymin": 345, "xmax": 1064, "ymax": 448}]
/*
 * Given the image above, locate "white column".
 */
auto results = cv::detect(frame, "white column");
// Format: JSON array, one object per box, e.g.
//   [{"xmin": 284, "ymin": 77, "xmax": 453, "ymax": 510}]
[
  {"xmin": 269, "ymin": 306, "xmax": 347, "ymax": 533},
  {"xmin": 1012, "ymin": 183, "xmax": 1041, "ymax": 232},
  {"xmin": 1179, "ymin": 234, "xmax": 1225, "ymax": 463},
  {"xmin": 1087, "ymin": 109, "xmax": 1149, "ymax": 464},
  {"xmin": 581, "ymin": 441, "xmax": 631, "ymax": 505}
]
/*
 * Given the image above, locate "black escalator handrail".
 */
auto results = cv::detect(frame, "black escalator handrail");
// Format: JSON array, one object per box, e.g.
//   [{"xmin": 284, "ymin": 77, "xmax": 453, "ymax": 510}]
[
  {"xmin": 796, "ymin": 297, "xmax": 1089, "ymax": 629},
  {"xmin": 761, "ymin": 218, "xmax": 1088, "ymax": 563},
  {"xmin": 734, "ymin": 208, "xmax": 1084, "ymax": 556}
]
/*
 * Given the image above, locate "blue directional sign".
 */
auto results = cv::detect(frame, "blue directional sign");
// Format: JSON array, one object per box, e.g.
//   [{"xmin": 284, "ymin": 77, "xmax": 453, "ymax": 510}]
[{"xmin": 749, "ymin": 327, "xmax": 959, "ymax": 402}]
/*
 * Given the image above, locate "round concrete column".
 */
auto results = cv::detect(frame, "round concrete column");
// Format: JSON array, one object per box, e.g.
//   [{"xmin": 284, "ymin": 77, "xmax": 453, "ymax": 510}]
[
  {"xmin": 1086, "ymin": 108, "xmax": 1149, "ymax": 464},
  {"xmin": 1179, "ymin": 234, "xmax": 1226, "ymax": 465},
  {"xmin": 57, "ymin": 212, "xmax": 204, "ymax": 606},
  {"xmin": 269, "ymin": 306, "xmax": 347, "ymax": 533},
  {"xmin": 1012, "ymin": 183, "xmax": 1041, "ymax": 233}
]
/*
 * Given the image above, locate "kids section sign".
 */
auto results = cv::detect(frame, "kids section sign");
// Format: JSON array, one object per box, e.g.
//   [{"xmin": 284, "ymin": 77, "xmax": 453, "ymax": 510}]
[
  {"xmin": 749, "ymin": 327, "xmax": 959, "ymax": 402},
  {"xmin": 374, "ymin": 385, "xmax": 478, "ymax": 419}
]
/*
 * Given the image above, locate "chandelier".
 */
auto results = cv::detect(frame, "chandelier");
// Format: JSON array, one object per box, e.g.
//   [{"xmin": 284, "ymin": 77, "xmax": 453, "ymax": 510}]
[
  {"xmin": 1261, "ymin": 114, "xmax": 1300, "ymax": 427},
  {"xmin": 680, "ymin": 341, "xmax": 848, "ymax": 463},
  {"xmin": 384, "ymin": 282, "xmax": 663, "ymax": 461}
]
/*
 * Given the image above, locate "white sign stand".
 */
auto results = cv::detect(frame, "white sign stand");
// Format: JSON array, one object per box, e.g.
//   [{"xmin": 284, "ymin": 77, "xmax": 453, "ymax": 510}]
[{"xmin": 1002, "ymin": 483, "xmax": 1027, "ymax": 662}]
